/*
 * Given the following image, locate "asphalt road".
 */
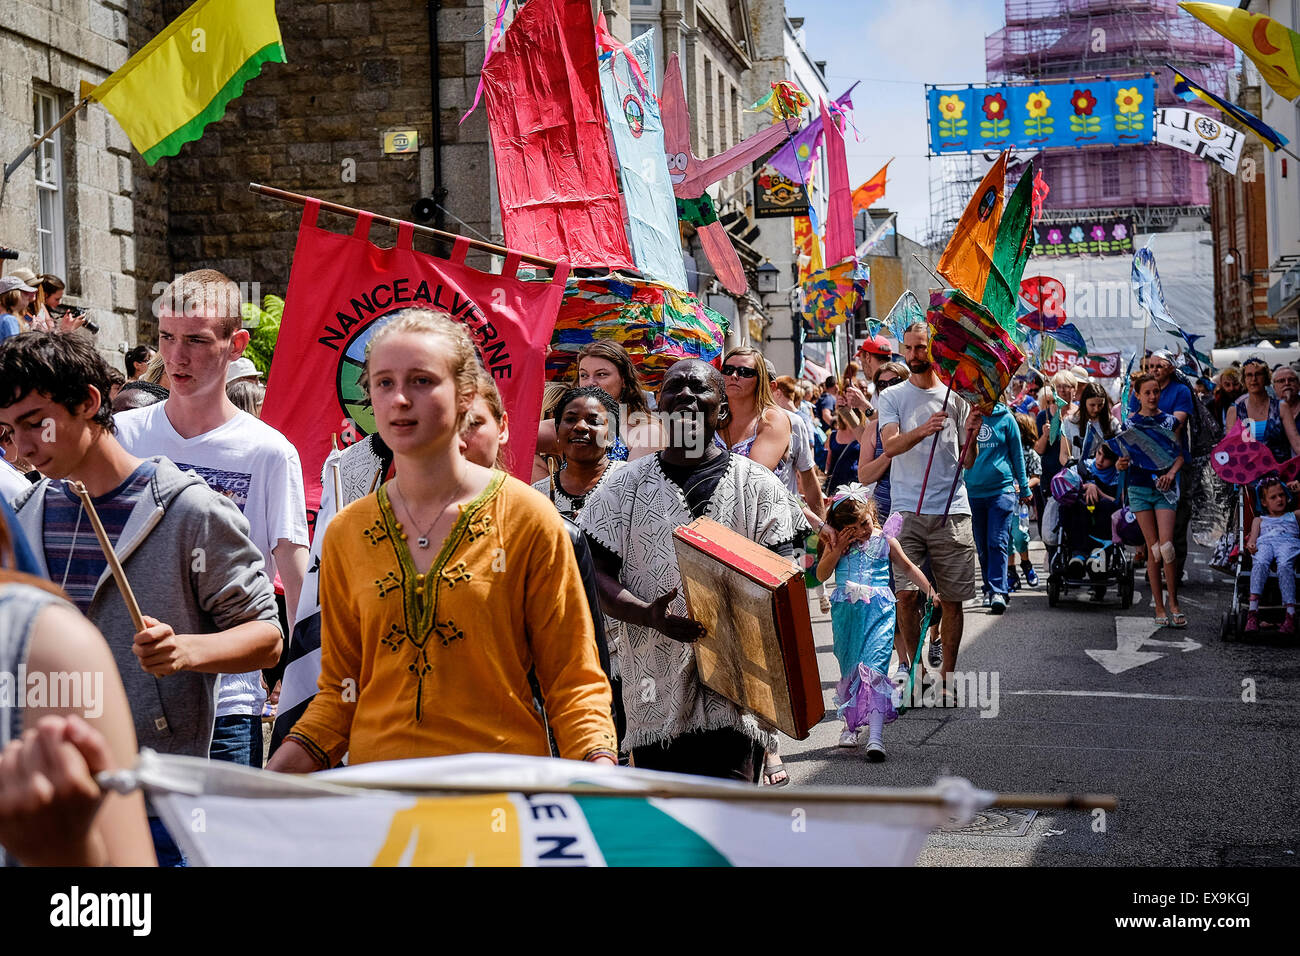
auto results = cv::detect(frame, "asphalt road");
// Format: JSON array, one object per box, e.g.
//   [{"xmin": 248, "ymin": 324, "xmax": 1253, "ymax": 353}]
[{"xmin": 780, "ymin": 540, "xmax": 1300, "ymax": 866}]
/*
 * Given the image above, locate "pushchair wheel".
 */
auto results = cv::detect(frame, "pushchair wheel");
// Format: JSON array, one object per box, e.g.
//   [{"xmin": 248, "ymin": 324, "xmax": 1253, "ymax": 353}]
[
  {"xmin": 1118, "ymin": 567, "xmax": 1134, "ymax": 609},
  {"xmin": 1220, "ymin": 610, "xmax": 1234, "ymax": 642},
  {"xmin": 1047, "ymin": 575, "xmax": 1061, "ymax": 607}
]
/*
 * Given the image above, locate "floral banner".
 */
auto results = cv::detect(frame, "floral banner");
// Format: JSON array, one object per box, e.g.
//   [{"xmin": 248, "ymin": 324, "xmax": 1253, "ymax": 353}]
[
  {"xmin": 927, "ymin": 78, "xmax": 1155, "ymax": 154},
  {"xmin": 1030, "ymin": 217, "xmax": 1135, "ymax": 258}
]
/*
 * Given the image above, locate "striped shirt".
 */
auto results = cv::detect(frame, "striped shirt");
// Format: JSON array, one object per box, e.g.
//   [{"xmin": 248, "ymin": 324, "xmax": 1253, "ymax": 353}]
[{"xmin": 42, "ymin": 462, "xmax": 156, "ymax": 613}]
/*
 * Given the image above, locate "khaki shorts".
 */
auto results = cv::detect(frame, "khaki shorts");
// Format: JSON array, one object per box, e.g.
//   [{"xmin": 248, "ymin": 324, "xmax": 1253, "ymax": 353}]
[{"xmin": 892, "ymin": 512, "xmax": 978, "ymax": 602}]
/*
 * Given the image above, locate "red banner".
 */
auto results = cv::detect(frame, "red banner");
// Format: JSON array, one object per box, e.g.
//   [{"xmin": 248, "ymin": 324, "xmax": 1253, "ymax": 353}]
[
  {"xmin": 1039, "ymin": 349, "xmax": 1122, "ymax": 377},
  {"xmin": 260, "ymin": 201, "xmax": 569, "ymax": 513},
  {"xmin": 480, "ymin": 0, "xmax": 633, "ymax": 269}
]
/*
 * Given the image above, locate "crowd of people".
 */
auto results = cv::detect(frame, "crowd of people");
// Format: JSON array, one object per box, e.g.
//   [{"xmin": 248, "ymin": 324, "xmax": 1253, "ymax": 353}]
[{"xmin": 0, "ymin": 257, "xmax": 1276, "ymax": 866}]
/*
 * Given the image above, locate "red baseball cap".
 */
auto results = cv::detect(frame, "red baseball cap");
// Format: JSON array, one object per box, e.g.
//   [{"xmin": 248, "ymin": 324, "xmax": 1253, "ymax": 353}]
[{"xmin": 856, "ymin": 334, "xmax": 892, "ymax": 358}]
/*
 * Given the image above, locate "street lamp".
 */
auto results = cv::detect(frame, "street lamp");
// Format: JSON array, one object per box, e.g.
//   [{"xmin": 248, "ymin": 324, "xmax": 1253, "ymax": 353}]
[{"xmin": 756, "ymin": 260, "xmax": 780, "ymax": 295}]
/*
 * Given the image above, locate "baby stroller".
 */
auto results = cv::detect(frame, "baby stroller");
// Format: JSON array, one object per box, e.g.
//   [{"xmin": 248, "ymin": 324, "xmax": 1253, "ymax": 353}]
[
  {"xmin": 1219, "ymin": 479, "xmax": 1290, "ymax": 642},
  {"xmin": 1045, "ymin": 463, "xmax": 1135, "ymax": 608}
]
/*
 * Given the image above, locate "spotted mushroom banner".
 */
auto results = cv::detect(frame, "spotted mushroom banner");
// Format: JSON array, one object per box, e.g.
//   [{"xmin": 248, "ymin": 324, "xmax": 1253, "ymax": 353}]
[
  {"xmin": 927, "ymin": 77, "xmax": 1156, "ymax": 154},
  {"xmin": 1029, "ymin": 217, "xmax": 1136, "ymax": 258}
]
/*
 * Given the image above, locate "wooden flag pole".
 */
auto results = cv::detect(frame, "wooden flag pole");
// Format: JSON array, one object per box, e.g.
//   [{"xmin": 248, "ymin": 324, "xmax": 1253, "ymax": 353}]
[
  {"xmin": 68, "ymin": 481, "xmax": 146, "ymax": 634},
  {"xmin": 3, "ymin": 96, "xmax": 91, "ymax": 183},
  {"xmin": 914, "ymin": 378, "xmax": 954, "ymax": 513},
  {"xmin": 939, "ymin": 415, "xmax": 981, "ymax": 527},
  {"xmin": 247, "ymin": 183, "xmax": 562, "ymax": 271}
]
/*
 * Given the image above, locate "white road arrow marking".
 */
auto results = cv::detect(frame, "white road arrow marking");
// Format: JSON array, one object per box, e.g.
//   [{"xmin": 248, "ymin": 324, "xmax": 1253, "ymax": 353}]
[{"xmin": 1085, "ymin": 619, "xmax": 1201, "ymax": 674}]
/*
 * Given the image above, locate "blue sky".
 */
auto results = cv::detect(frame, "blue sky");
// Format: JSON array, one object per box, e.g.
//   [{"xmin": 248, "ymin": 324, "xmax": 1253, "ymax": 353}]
[{"xmin": 794, "ymin": 0, "xmax": 1007, "ymax": 241}]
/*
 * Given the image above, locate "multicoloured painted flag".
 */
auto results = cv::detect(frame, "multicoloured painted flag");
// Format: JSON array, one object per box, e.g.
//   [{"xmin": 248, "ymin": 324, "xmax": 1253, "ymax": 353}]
[
  {"xmin": 802, "ymin": 260, "xmax": 864, "ymax": 339},
  {"xmin": 1018, "ymin": 275, "xmax": 1067, "ymax": 332},
  {"xmin": 927, "ymin": 289, "xmax": 1026, "ymax": 410},
  {"xmin": 1112, "ymin": 421, "xmax": 1182, "ymax": 473},
  {"xmin": 823, "ymin": 98, "xmax": 856, "ymax": 267},
  {"xmin": 546, "ymin": 276, "xmax": 728, "ymax": 390},
  {"xmin": 1178, "ymin": 3, "xmax": 1300, "ymax": 101},
  {"xmin": 1046, "ymin": 322, "xmax": 1087, "ymax": 355},
  {"xmin": 127, "ymin": 751, "xmax": 989, "ymax": 867},
  {"xmin": 86, "ymin": 0, "xmax": 285, "ymax": 165},
  {"xmin": 1169, "ymin": 65, "xmax": 1289, "ymax": 151}
]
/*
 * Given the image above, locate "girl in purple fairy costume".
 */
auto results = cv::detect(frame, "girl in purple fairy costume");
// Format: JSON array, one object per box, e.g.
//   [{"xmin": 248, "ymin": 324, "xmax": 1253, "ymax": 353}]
[{"xmin": 816, "ymin": 484, "xmax": 935, "ymax": 761}]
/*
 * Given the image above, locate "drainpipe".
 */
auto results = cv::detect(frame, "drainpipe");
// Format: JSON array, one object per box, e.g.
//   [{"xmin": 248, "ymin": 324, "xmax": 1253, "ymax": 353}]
[{"xmin": 427, "ymin": 0, "xmax": 447, "ymax": 234}]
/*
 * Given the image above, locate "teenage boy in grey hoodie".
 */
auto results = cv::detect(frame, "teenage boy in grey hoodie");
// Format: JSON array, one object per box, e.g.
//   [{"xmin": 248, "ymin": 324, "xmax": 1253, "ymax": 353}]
[{"xmin": 0, "ymin": 332, "xmax": 281, "ymax": 863}]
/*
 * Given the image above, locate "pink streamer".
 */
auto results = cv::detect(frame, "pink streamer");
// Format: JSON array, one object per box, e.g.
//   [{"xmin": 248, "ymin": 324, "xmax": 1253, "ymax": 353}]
[
  {"xmin": 460, "ymin": 0, "xmax": 510, "ymax": 124},
  {"xmin": 822, "ymin": 98, "xmax": 855, "ymax": 267}
]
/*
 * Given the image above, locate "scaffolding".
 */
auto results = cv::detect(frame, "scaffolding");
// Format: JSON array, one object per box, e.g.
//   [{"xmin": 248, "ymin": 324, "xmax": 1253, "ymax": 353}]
[{"xmin": 930, "ymin": 0, "xmax": 1236, "ymax": 250}]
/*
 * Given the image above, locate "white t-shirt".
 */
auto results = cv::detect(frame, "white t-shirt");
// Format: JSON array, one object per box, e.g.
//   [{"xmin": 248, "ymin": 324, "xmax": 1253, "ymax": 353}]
[
  {"xmin": 114, "ymin": 402, "xmax": 308, "ymax": 717},
  {"xmin": 0, "ymin": 460, "xmax": 29, "ymax": 504},
  {"xmin": 1060, "ymin": 415, "xmax": 1120, "ymax": 464},
  {"xmin": 876, "ymin": 379, "xmax": 972, "ymax": 516},
  {"xmin": 780, "ymin": 408, "xmax": 814, "ymax": 496}
]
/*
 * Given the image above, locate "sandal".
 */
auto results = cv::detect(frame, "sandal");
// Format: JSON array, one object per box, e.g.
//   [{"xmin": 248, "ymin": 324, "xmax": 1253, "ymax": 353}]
[
  {"xmin": 1169, "ymin": 612, "xmax": 1187, "ymax": 629},
  {"xmin": 1153, "ymin": 614, "xmax": 1170, "ymax": 627},
  {"xmin": 763, "ymin": 758, "xmax": 789, "ymax": 788}
]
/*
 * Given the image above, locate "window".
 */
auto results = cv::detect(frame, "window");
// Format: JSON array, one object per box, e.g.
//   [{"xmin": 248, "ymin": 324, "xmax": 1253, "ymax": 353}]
[
  {"xmin": 630, "ymin": 21, "xmax": 652, "ymax": 40},
  {"xmin": 33, "ymin": 91, "xmax": 66, "ymax": 279},
  {"xmin": 1171, "ymin": 154, "xmax": 1189, "ymax": 196},
  {"xmin": 1100, "ymin": 156, "xmax": 1121, "ymax": 199}
]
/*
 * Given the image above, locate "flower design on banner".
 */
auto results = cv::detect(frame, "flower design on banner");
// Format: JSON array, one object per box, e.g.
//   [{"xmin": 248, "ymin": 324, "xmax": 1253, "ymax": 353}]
[
  {"xmin": 1115, "ymin": 86, "xmax": 1145, "ymax": 134},
  {"xmin": 1090, "ymin": 224, "xmax": 1106, "ymax": 241},
  {"xmin": 938, "ymin": 93, "xmax": 967, "ymax": 139},
  {"xmin": 1068, "ymin": 226, "xmax": 1085, "ymax": 244},
  {"xmin": 1116, "ymin": 87, "xmax": 1143, "ymax": 114},
  {"xmin": 1023, "ymin": 90, "xmax": 1053, "ymax": 140},
  {"xmin": 1112, "ymin": 222, "xmax": 1128, "ymax": 240},
  {"xmin": 1046, "ymin": 228, "xmax": 1063, "ymax": 245},
  {"xmin": 980, "ymin": 92, "xmax": 1010, "ymax": 139},
  {"xmin": 1069, "ymin": 88, "xmax": 1101, "ymax": 136}
]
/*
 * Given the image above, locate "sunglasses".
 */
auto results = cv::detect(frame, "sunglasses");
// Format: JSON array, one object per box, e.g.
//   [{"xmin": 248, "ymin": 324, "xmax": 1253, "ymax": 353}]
[
  {"xmin": 721, "ymin": 365, "xmax": 759, "ymax": 379},
  {"xmin": 877, "ymin": 377, "xmax": 902, "ymax": 389}
]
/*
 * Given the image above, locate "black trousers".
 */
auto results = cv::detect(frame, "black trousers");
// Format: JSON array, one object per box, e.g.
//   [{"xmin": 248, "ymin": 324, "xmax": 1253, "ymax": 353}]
[{"xmin": 632, "ymin": 728, "xmax": 764, "ymax": 783}]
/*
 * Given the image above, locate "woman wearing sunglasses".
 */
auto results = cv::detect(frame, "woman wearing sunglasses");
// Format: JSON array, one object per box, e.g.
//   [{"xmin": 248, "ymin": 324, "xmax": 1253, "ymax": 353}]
[
  {"xmin": 717, "ymin": 347, "xmax": 792, "ymax": 481},
  {"xmin": 855, "ymin": 362, "xmax": 909, "ymax": 516},
  {"xmin": 1224, "ymin": 358, "xmax": 1300, "ymax": 465}
]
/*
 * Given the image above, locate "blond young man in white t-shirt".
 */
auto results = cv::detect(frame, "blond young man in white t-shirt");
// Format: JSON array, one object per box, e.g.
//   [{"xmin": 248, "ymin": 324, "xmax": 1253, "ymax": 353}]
[{"xmin": 114, "ymin": 270, "xmax": 309, "ymax": 767}]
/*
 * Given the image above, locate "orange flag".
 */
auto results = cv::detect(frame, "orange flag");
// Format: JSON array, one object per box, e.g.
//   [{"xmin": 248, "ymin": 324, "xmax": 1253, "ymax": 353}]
[
  {"xmin": 936, "ymin": 152, "xmax": 1007, "ymax": 301},
  {"xmin": 851, "ymin": 161, "xmax": 890, "ymax": 216}
]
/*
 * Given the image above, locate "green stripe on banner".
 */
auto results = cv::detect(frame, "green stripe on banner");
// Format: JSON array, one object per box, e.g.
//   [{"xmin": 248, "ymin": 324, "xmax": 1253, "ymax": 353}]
[
  {"xmin": 141, "ymin": 42, "xmax": 287, "ymax": 165},
  {"xmin": 576, "ymin": 796, "xmax": 732, "ymax": 866}
]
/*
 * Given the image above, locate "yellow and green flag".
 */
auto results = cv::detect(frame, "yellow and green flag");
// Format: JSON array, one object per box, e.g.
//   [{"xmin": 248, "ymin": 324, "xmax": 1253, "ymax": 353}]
[
  {"xmin": 1179, "ymin": 2, "xmax": 1300, "ymax": 101},
  {"xmin": 88, "ymin": 0, "xmax": 285, "ymax": 165}
]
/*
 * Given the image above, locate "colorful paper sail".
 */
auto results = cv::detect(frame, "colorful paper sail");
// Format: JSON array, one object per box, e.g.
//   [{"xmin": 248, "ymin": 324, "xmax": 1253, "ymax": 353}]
[
  {"xmin": 884, "ymin": 290, "xmax": 926, "ymax": 343},
  {"xmin": 1211, "ymin": 420, "xmax": 1282, "ymax": 485},
  {"xmin": 936, "ymin": 152, "xmax": 1008, "ymax": 300},
  {"xmin": 1131, "ymin": 240, "xmax": 1179, "ymax": 333},
  {"xmin": 926, "ymin": 289, "xmax": 1026, "ymax": 410},
  {"xmin": 1113, "ymin": 422, "xmax": 1182, "ymax": 474},
  {"xmin": 1018, "ymin": 275, "xmax": 1067, "ymax": 332},
  {"xmin": 1170, "ymin": 65, "xmax": 1289, "ymax": 152},
  {"xmin": 1046, "ymin": 322, "xmax": 1087, "ymax": 355},
  {"xmin": 767, "ymin": 84, "xmax": 858, "ymax": 184},
  {"xmin": 981, "ymin": 161, "xmax": 1035, "ymax": 331},
  {"xmin": 660, "ymin": 53, "xmax": 791, "ymax": 294},
  {"xmin": 802, "ymin": 260, "xmax": 865, "ymax": 339},
  {"xmin": 546, "ymin": 275, "xmax": 728, "ymax": 390}
]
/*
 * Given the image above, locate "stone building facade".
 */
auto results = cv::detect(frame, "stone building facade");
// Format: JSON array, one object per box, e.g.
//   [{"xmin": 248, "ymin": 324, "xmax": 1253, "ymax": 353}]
[{"xmin": 1, "ymin": 0, "xmax": 139, "ymax": 364}]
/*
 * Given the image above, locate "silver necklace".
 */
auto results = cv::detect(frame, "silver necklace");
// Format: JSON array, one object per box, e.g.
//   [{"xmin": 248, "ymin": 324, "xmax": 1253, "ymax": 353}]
[
  {"xmin": 60, "ymin": 498, "xmax": 85, "ymax": 593},
  {"xmin": 391, "ymin": 482, "xmax": 459, "ymax": 549}
]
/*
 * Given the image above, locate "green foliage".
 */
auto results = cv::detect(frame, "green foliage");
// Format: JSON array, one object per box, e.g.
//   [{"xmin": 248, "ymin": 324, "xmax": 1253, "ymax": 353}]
[{"xmin": 240, "ymin": 293, "xmax": 284, "ymax": 376}]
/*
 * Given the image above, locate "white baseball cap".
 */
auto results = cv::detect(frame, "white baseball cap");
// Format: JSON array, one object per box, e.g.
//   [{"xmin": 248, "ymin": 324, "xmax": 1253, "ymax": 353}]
[
  {"xmin": 226, "ymin": 356, "xmax": 262, "ymax": 383},
  {"xmin": 0, "ymin": 276, "xmax": 37, "ymax": 295}
]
